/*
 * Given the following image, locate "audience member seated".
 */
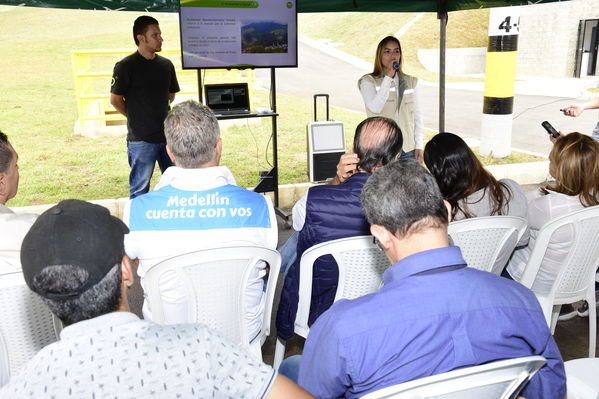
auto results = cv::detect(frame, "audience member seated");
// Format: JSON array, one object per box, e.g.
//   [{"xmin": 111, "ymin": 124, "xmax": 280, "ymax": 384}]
[
  {"xmin": 0, "ymin": 131, "xmax": 36, "ymax": 271},
  {"xmin": 424, "ymin": 132, "xmax": 527, "ymax": 221},
  {"xmin": 0, "ymin": 199, "xmax": 312, "ymax": 398},
  {"xmin": 276, "ymin": 117, "xmax": 403, "ymax": 342},
  {"xmin": 293, "ymin": 159, "xmax": 565, "ymax": 399},
  {"xmin": 506, "ymin": 132, "xmax": 599, "ymax": 296},
  {"xmin": 123, "ymin": 100, "xmax": 277, "ymax": 339}
]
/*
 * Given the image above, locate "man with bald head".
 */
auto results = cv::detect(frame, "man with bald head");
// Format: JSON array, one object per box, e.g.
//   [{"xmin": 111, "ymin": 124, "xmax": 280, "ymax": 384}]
[{"xmin": 276, "ymin": 117, "xmax": 403, "ymax": 342}]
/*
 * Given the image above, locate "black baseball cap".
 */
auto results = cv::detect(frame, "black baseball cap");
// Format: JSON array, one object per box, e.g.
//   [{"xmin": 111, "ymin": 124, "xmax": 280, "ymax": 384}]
[{"xmin": 21, "ymin": 199, "xmax": 129, "ymax": 299}]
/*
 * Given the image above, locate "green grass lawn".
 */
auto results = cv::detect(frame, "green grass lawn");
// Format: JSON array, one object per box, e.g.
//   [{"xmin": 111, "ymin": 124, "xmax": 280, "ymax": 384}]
[{"xmin": 0, "ymin": 6, "xmax": 540, "ymax": 207}]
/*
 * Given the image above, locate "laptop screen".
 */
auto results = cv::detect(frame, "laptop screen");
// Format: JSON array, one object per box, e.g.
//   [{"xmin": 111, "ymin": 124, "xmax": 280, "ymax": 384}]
[{"xmin": 204, "ymin": 83, "xmax": 250, "ymax": 114}]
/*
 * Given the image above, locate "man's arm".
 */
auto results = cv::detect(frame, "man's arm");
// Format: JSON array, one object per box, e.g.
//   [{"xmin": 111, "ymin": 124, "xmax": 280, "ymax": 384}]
[
  {"xmin": 331, "ymin": 152, "xmax": 359, "ymax": 185},
  {"xmin": 110, "ymin": 94, "xmax": 127, "ymax": 117},
  {"xmin": 562, "ymin": 97, "xmax": 599, "ymax": 117},
  {"xmin": 298, "ymin": 311, "xmax": 350, "ymax": 398},
  {"xmin": 169, "ymin": 92, "xmax": 176, "ymax": 103},
  {"xmin": 266, "ymin": 375, "xmax": 314, "ymax": 399}
]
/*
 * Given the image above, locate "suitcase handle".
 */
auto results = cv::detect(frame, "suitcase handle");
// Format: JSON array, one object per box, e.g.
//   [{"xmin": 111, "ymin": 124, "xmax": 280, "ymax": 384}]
[{"xmin": 313, "ymin": 94, "xmax": 329, "ymax": 121}]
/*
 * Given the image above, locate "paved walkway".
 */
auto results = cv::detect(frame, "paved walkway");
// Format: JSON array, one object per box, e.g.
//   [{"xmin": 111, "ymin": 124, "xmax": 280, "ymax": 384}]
[{"xmin": 270, "ymin": 36, "xmax": 599, "ymax": 157}]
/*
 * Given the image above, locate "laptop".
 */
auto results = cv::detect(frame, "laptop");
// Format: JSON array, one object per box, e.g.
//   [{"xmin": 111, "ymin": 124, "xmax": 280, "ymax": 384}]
[{"xmin": 204, "ymin": 83, "xmax": 251, "ymax": 116}]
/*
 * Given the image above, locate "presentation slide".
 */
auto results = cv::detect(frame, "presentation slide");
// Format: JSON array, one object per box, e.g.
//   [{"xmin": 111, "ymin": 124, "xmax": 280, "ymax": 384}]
[{"xmin": 179, "ymin": 0, "xmax": 297, "ymax": 69}]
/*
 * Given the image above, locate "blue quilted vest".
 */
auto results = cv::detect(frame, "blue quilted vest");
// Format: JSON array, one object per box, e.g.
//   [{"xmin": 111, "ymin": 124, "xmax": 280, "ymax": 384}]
[{"xmin": 276, "ymin": 173, "xmax": 371, "ymax": 340}]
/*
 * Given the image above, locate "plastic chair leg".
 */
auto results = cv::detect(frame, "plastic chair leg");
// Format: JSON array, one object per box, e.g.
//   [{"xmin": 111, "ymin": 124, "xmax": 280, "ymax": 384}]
[
  {"xmin": 273, "ymin": 337, "xmax": 286, "ymax": 369},
  {"xmin": 588, "ymin": 293, "xmax": 596, "ymax": 358},
  {"xmin": 550, "ymin": 305, "xmax": 560, "ymax": 334}
]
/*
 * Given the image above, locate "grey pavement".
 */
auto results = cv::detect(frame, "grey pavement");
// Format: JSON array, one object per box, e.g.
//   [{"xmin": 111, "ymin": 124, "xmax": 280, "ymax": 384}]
[{"xmin": 267, "ymin": 38, "xmax": 599, "ymax": 157}]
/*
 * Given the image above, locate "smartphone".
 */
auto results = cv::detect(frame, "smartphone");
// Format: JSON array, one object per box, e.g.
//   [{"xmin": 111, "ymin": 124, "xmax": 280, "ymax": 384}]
[{"xmin": 541, "ymin": 121, "xmax": 560, "ymax": 139}]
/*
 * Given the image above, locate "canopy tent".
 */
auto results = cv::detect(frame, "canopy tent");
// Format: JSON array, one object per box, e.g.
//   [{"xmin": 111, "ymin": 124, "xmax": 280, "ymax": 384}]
[
  {"xmin": 0, "ymin": 0, "xmax": 568, "ymax": 13},
  {"xmin": 1, "ymin": 0, "xmax": 571, "ymax": 130}
]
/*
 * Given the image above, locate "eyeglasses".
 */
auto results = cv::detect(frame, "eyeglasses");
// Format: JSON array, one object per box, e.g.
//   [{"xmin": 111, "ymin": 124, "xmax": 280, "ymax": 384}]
[
  {"xmin": 383, "ymin": 49, "xmax": 401, "ymax": 55},
  {"xmin": 372, "ymin": 236, "xmax": 384, "ymax": 251}
]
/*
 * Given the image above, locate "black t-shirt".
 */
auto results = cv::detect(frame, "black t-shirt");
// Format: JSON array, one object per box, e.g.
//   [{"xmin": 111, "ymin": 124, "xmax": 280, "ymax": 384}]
[{"xmin": 111, "ymin": 52, "xmax": 180, "ymax": 143}]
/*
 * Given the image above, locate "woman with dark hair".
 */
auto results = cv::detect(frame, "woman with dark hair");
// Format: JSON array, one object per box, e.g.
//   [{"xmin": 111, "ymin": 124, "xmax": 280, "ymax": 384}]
[
  {"xmin": 358, "ymin": 36, "xmax": 423, "ymax": 162},
  {"xmin": 424, "ymin": 132, "xmax": 527, "ymax": 221},
  {"xmin": 506, "ymin": 132, "xmax": 599, "ymax": 295}
]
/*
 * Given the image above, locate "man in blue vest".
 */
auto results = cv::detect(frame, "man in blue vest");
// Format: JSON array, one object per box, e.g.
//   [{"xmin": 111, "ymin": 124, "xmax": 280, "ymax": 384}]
[
  {"xmin": 276, "ymin": 116, "xmax": 403, "ymax": 342},
  {"xmin": 123, "ymin": 100, "xmax": 277, "ymax": 340}
]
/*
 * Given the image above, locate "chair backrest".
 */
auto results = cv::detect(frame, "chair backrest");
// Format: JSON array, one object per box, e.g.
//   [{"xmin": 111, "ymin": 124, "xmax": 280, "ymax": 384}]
[
  {"xmin": 361, "ymin": 356, "xmax": 546, "ymax": 399},
  {"xmin": 0, "ymin": 250, "xmax": 22, "ymax": 276},
  {"xmin": 294, "ymin": 235, "xmax": 390, "ymax": 338},
  {"xmin": 519, "ymin": 205, "xmax": 599, "ymax": 305},
  {"xmin": 448, "ymin": 216, "xmax": 528, "ymax": 275},
  {"xmin": 144, "ymin": 246, "xmax": 280, "ymax": 356},
  {"xmin": 0, "ymin": 272, "xmax": 59, "ymax": 386}
]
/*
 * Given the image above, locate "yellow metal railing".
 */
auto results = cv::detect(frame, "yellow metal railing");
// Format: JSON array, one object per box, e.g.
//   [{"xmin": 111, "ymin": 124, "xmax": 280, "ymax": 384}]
[{"xmin": 70, "ymin": 48, "xmax": 256, "ymax": 135}]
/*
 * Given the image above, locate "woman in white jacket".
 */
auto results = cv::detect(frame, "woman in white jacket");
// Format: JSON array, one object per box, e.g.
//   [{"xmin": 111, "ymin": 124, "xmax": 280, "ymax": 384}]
[
  {"xmin": 358, "ymin": 36, "xmax": 424, "ymax": 162},
  {"xmin": 506, "ymin": 132, "xmax": 599, "ymax": 295}
]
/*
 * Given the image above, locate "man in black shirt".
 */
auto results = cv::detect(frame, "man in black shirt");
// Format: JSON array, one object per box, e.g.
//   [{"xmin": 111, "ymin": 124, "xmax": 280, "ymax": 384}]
[{"xmin": 110, "ymin": 16, "xmax": 180, "ymax": 199}]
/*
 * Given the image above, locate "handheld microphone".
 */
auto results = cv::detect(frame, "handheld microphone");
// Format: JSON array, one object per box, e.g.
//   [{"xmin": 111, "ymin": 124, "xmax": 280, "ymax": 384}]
[{"xmin": 393, "ymin": 62, "xmax": 400, "ymax": 71}]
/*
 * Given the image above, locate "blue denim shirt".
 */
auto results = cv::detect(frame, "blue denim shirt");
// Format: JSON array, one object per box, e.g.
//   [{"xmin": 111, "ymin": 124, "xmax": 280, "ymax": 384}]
[{"xmin": 298, "ymin": 246, "xmax": 566, "ymax": 399}]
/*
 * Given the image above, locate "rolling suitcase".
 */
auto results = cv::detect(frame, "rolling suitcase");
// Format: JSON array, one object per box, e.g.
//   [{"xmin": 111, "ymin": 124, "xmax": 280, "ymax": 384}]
[{"xmin": 307, "ymin": 94, "xmax": 345, "ymax": 183}]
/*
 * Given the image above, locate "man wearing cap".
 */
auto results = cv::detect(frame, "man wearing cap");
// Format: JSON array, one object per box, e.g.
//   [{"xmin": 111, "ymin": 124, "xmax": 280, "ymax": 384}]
[
  {"xmin": 1, "ymin": 199, "xmax": 312, "ymax": 398},
  {"xmin": 123, "ymin": 100, "xmax": 277, "ymax": 340},
  {"xmin": 0, "ymin": 131, "xmax": 36, "ymax": 271}
]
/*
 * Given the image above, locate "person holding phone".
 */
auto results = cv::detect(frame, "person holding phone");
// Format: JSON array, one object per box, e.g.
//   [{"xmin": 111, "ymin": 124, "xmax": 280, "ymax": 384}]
[
  {"xmin": 358, "ymin": 36, "xmax": 423, "ymax": 162},
  {"xmin": 562, "ymin": 97, "xmax": 599, "ymax": 142}
]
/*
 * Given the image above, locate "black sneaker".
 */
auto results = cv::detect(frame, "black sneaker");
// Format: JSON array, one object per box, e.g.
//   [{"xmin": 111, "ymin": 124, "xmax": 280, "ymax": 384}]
[
  {"xmin": 577, "ymin": 302, "xmax": 589, "ymax": 317},
  {"xmin": 576, "ymin": 291, "xmax": 599, "ymax": 317},
  {"xmin": 558, "ymin": 304, "xmax": 579, "ymax": 321}
]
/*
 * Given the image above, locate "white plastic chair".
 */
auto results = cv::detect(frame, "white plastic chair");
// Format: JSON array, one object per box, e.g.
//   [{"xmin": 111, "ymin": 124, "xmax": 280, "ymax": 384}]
[
  {"xmin": 144, "ymin": 246, "xmax": 280, "ymax": 360},
  {"xmin": 0, "ymin": 250, "xmax": 22, "ymax": 276},
  {"xmin": 448, "ymin": 216, "xmax": 528, "ymax": 275},
  {"xmin": 564, "ymin": 358, "xmax": 599, "ymax": 399},
  {"xmin": 0, "ymin": 272, "xmax": 60, "ymax": 386},
  {"xmin": 273, "ymin": 235, "xmax": 390, "ymax": 368},
  {"xmin": 518, "ymin": 205, "xmax": 599, "ymax": 358},
  {"xmin": 360, "ymin": 356, "xmax": 546, "ymax": 399}
]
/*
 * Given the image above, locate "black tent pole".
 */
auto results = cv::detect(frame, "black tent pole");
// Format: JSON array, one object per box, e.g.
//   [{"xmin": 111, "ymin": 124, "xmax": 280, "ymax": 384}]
[{"xmin": 438, "ymin": 0, "xmax": 448, "ymax": 133}]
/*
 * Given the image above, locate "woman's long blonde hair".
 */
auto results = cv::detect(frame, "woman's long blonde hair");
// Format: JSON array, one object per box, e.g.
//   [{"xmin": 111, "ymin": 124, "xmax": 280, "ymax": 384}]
[
  {"xmin": 543, "ymin": 132, "xmax": 599, "ymax": 207},
  {"xmin": 372, "ymin": 36, "xmax": 403, "ymax": 77}
]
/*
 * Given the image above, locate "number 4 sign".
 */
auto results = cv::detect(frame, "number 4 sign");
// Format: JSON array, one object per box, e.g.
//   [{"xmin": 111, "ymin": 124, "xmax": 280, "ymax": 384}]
[{"xmin": 489, "ymin": 6, "xmax": 521, "ymax": 36}]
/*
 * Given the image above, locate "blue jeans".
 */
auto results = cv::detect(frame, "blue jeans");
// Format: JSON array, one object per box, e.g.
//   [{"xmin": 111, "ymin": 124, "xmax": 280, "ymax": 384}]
[
  {"xmin": 127, "ymin": 141, "xmax": 174, "ymax": 199},
  {"xmin": 400, "ymin": 150, "xmax": 415, "ymax": 159},
  {"xmin": 278, "ymin": 231, "xmax": 299, "ymax": 275},
  {"xmin": 279, "ymin": 355, "xmax": 302, "ymax": 383}
]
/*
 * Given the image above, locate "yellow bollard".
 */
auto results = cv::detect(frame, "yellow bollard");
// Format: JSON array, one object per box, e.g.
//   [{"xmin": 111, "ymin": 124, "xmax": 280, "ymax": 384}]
[{"xmin": 480, "ymin": 6, "xmax": 520, "ymax": 158}]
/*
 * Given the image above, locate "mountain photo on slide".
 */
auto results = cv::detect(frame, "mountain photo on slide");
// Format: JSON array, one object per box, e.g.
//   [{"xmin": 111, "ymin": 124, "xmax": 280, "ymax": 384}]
[{"xmin": 241, "ymin": 20, "xmax": 288, "ymax": 53}]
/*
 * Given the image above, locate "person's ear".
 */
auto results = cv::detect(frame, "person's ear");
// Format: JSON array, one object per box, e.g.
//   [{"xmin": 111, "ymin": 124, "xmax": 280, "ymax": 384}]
[
  {"xmin": 443, "ymin": 200, "xmax": 452, "ymax": 223},
  {"xmin": 370, "ymin": 224, "xmax": 394, "ymax": 251},
  {"xmin": 166, "ymin": 145, "xmax": 175, "ymax": 163},
  {"xmin": 214, "ymin": 138, "xmax": 222, "ymax": 164},
  {"xmin": 136, "ymin": 33, "xmax": 145, "ymax": 45},
  {"xmin": 120, "ymin": 255, "xmax": 134, "ymax": 289},
  {"xmin": 0, "ymin": 173, "xmax": 6, "ymax": 196}
]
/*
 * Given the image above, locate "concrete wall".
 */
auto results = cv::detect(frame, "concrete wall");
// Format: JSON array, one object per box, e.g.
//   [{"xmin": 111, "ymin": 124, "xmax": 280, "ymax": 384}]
[
  {"xmin": 518, "ymin": 0, "xmax": 599, "ymax": 77},
  {"xmin": 418, "ymin": 47, "xmax": 487, "ymax": 75}
]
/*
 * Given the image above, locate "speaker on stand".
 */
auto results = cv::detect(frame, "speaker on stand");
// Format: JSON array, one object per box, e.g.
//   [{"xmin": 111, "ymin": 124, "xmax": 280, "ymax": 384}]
[{"xmin": 307, "ymin": 94, "xmax": 345, "ymax": 182}]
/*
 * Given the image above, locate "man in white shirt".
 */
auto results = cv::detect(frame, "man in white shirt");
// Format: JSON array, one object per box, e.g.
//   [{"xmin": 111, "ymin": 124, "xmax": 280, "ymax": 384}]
[
  {"xmin": 123, "ymin": 101, "xmax": 277, "ymax": 339},
  {"xmin": 0, "ymin": 131, "xmax": 36, "ymax": 271}
]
